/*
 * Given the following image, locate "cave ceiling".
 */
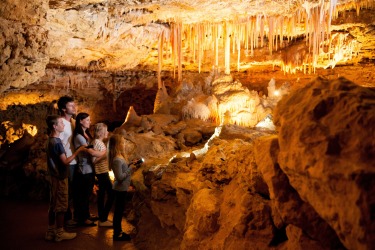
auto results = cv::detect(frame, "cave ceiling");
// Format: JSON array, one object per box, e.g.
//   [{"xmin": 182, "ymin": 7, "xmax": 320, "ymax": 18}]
[
  {"xmin": 45, "ymin": 0, "xmax": 375, "ymax": 74},
  {"xmin": 1, "ymin": 0, "xmax": 375, "ymax": 94}
]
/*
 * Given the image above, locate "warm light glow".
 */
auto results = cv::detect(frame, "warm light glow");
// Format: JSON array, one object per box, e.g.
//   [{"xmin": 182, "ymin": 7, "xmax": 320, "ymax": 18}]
[
  {"xmin": 169, "ymin": 152, "xmax": 191, "ymax": 163},
  {"xmin": 180, "ymin": 75, "xmax": 286, "ymax": 128},
  {"xmin": 108, "ymin": 170, "xmax": 115, "ymax": 182},
  {"xmin": 23, "ymin": 123, "xmax": 38, "ymax": 137},
  {"xmin": 1, "ymin": 121, "xmax": 38, "ymax": 145},
  {"xmin": 193, "ymin": 125, "xmax": 223, "ymax": 157},
  {"xmin": 255, "ymin": 115, "xmax": 276, "ymax": 131}
]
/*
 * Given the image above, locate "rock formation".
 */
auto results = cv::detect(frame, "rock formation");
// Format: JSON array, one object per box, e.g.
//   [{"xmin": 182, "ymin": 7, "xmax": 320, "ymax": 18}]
[{"xmin": 1, "ymin": 1, "xmax": 375, "ymax": 249}]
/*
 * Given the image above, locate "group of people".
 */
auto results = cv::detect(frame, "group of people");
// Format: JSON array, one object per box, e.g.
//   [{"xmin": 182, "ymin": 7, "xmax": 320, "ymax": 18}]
[{"xmin": 45, "ymin": 96, "xmax": 138, "ymax": 242}]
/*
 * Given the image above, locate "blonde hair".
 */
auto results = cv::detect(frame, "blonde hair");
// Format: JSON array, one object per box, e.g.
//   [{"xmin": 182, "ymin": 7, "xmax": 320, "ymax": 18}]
[
  {"xmin": 93, "ymin": 123, "xmax": 108, "ymax": 139},
  {"xmin": 107, "ymin": 134, "xmax": 128, "ymax": 171}
]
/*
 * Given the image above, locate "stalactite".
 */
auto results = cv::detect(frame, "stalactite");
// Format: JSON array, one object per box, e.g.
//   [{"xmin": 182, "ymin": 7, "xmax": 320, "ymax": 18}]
[
  {"xmin": 251, "ymin": 16, "xmax": 255, "ymax": 56},
  {"xmin": 260, "ymin": 16, "xmax": 264, "ymax": 48},
  {"xmin": 158, "ymin": 30, "xmax": 164, "ymax": 89},
  {"xmin": 177, "ymin": 22, "xmax": 182, "ymax": 83},
  {"xmin": 224, "ymin": 22, "xmax": 231, "ymax": 75},
  {"xmin": 279, "ymin": 16, "xmax": 284, "ymax": 49},
  {"xmin": 214, "ymin": 24, "xmax": 219, "ymax": 68},
  {"xmin": 231, "ymin": 22, "xmax": 235, "ymax": 54},
  {"xmin": 245, "ymin": 18, "xmax": 249, "ymax": 51},
  {"xmin": 268, "ymin": 16, "xmax": 273, "ymax": 55},
  {"xmin": 198, "ymin": 23, "xmax": 202, "ymax": 73},
  {"xmin": 157, "ymin": 0, "xmax": 369, "ymax": 76},
  {"xmin": 173, "ymin": 23, "xmax": 177, "ymax": 79},
  {"xmin": 237, "ymin": 28, "xmax": 241, "ymax": 72}
]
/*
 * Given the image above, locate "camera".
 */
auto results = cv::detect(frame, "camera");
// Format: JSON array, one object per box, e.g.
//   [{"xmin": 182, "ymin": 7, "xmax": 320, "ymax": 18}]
[{"xmin": 135, "ymin": 158, "xmax": 144, "ymax": 164}]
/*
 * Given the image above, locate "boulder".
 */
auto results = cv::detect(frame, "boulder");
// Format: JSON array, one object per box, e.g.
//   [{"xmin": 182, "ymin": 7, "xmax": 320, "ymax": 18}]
[{"xmin": 274, "ymin": 77, "xmax": 375, "ymax": 250}]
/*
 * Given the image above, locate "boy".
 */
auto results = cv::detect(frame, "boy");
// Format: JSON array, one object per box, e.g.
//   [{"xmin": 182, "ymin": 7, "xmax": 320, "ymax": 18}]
[{"xmin": 45, "ymin": 115, "xmax": 84, "ymax": 242}]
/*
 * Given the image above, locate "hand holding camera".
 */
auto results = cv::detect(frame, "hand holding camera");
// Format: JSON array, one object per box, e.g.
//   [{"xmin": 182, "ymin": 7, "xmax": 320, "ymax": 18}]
[
  {"xmin": 134, "ymin": 158, "xmax": 144, "ymax": 164},
  {"xmin": 131, "ymin": 158, "xmax": 144, "ymax": 169}
]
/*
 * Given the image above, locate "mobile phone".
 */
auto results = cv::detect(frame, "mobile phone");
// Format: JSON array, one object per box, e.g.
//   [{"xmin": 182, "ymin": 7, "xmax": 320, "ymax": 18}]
[{"xmin": 86, "ymin": 145, "xmax": 94, "ymax": 149}]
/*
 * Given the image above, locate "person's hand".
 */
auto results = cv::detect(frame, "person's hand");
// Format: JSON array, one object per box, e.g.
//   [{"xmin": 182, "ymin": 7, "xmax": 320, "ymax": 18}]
[
  {"xmin": 76, "ymin": 146, "xmax": 87, "ymax": 153},
  {"xmin": 131, "ymin": 159, "xmax": 138, "ymax": 164},
  {"xmin": 131, "ymin": 158, "xmax": 144, "ymax": 167},
  {"xmin": 76, "ymin": 146, "xmax": 83, "ymax": 152}
]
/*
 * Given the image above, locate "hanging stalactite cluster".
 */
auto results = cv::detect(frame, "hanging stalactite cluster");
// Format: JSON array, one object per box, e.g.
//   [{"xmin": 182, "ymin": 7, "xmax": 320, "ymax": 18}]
[{"xmin": 156, "ymin": 0, "xmax": 374, "ymax": 81}]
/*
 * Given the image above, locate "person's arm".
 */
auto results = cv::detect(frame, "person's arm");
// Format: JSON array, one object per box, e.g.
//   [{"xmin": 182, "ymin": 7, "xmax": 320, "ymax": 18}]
[
  {"xmin": 59, "ymin": 146, "xmax": 85, "ymax": 165},
  {"xmin": 112, "ymin": 158, "xmax": 132, "ymax": 182},
  {"xmin": 87, "ymin": 148, "xmax": 106, "ymax": 158},
  {"xmin": 75, "ymin": 134, "xmax": 105, "ymax": 158},
  {"xmin": 93, "ymin": 152, "xmax": 107, "ymax": 164}
]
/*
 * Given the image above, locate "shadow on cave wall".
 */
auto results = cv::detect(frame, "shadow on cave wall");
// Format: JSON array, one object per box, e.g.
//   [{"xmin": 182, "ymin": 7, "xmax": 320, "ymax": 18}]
[
  {"xmin": 93, "ymin": 86, "xmax": 157, "ymax": 131},
  {"xmin": 0, "ymin": 101, "xmax": 53, "ymax": 200}
]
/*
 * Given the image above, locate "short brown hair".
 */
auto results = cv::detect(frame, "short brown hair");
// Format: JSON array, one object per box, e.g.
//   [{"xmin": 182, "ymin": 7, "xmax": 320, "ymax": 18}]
[{"xmin": 46, "ymin": 115, "xmax": 60, "ymax": 134}]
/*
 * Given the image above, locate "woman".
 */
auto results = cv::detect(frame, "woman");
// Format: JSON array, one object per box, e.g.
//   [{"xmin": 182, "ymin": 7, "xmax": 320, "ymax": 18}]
[
  {"xmin": 73, "ymin": 112, "xmax": 105, "ymax": 226},
  {"xmin": 92, "ymin": 123, "xmax": 114, "ymax": 227},
  {"xmin": 108, "ymin": 134, "xmax": 137, "ymax": 241}
]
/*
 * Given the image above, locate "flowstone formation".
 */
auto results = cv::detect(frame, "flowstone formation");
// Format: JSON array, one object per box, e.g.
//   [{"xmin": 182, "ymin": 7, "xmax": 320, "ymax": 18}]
[{"xmin": 164, "ymin": 70, "xmax": 289, "ymax": 128}]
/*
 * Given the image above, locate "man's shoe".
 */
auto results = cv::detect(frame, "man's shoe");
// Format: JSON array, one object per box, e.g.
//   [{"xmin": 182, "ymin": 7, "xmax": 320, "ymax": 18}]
[
  {"xmin": 113, "ymin": 232, "xmax": 131, "ymax": 241},
  {"xmin": 89, "ymin": 214, "xmax": 99, "ymax": 221},
  {"xmin": 45, "ymin": 229, "xmax": 55, "ymax": 241},
  {"xmin": 65, "ymin": 219, "xmax": 77, "ymax": 228},
  {"xmin": 55, "ymin": 229, "xmax": 77, "ymax": 242},
  {"xmin": 78, "ymin": 219, "xmax": 96, "ymax": 227},
  {"xmin": 98, "ymin": 220, "xmax": 113, "ymax": 227}
]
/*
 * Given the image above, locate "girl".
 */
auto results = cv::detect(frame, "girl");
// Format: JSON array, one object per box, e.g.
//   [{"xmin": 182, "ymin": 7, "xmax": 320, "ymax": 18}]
[
  {"xmin": 92, "ymin": 123, "xmax": 114, "ymax": 227},
  {"xmin": 107, "ymin": 134, "xmax": 136, "ymax": 241},
  {"xmin": 73, "ymin": 112, "xmax": 104, "ymax": 226}
]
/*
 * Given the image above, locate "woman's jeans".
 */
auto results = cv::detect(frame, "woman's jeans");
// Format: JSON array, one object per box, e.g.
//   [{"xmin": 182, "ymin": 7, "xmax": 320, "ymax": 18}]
[
  {"xmin": 96, "ymin": 173, "xmax": 114, "ymax": 222},
  {"xmin": 73, "ymin": 172, "xmax": 94, "ymax": 223},
  {"xmin": 113, "ymin": 190, "xmax": 131, "ymax": 235}
]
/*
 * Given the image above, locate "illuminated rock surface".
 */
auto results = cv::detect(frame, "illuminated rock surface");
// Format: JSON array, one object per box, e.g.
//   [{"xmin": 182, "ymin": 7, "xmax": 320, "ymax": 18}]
[
  {"xmin": 274, "ymin": 77, "xmax": 375, "ymax": 249},
  {"xmin": 0, "ymin": 1, "xmax": 375, "ymax": 250}
]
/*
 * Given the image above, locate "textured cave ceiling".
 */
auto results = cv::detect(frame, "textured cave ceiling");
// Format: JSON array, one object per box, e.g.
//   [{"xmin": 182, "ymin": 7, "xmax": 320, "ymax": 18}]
[{"xmin": 45, "ymin": 0, "xmax": 375, "ymax": 74}]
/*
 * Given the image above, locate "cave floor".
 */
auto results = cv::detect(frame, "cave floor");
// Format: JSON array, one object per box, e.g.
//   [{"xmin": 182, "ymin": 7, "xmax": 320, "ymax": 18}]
[{"xmin": 0, "ymin": 199, "xmax": 137, "ymax": 250}]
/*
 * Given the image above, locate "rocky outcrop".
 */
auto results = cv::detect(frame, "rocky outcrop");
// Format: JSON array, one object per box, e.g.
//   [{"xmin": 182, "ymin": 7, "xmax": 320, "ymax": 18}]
[
  {"xmin": 255, "ymin": 136, "xmax": 344, "ymax": 249},
  {"xmin": 136, "ymin": 126, "xmax": 277, "ymax": 250},
  {"xmin": 134, "ymin": 77, "xmax": 374, "ymax": 250},
  {"xmin": 0, "ymin": 0, "xmax": 49, "ymax": 92},
  {"xmin": 274, "ymin": 77, "xmax": 375, "ymax": 249}
]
